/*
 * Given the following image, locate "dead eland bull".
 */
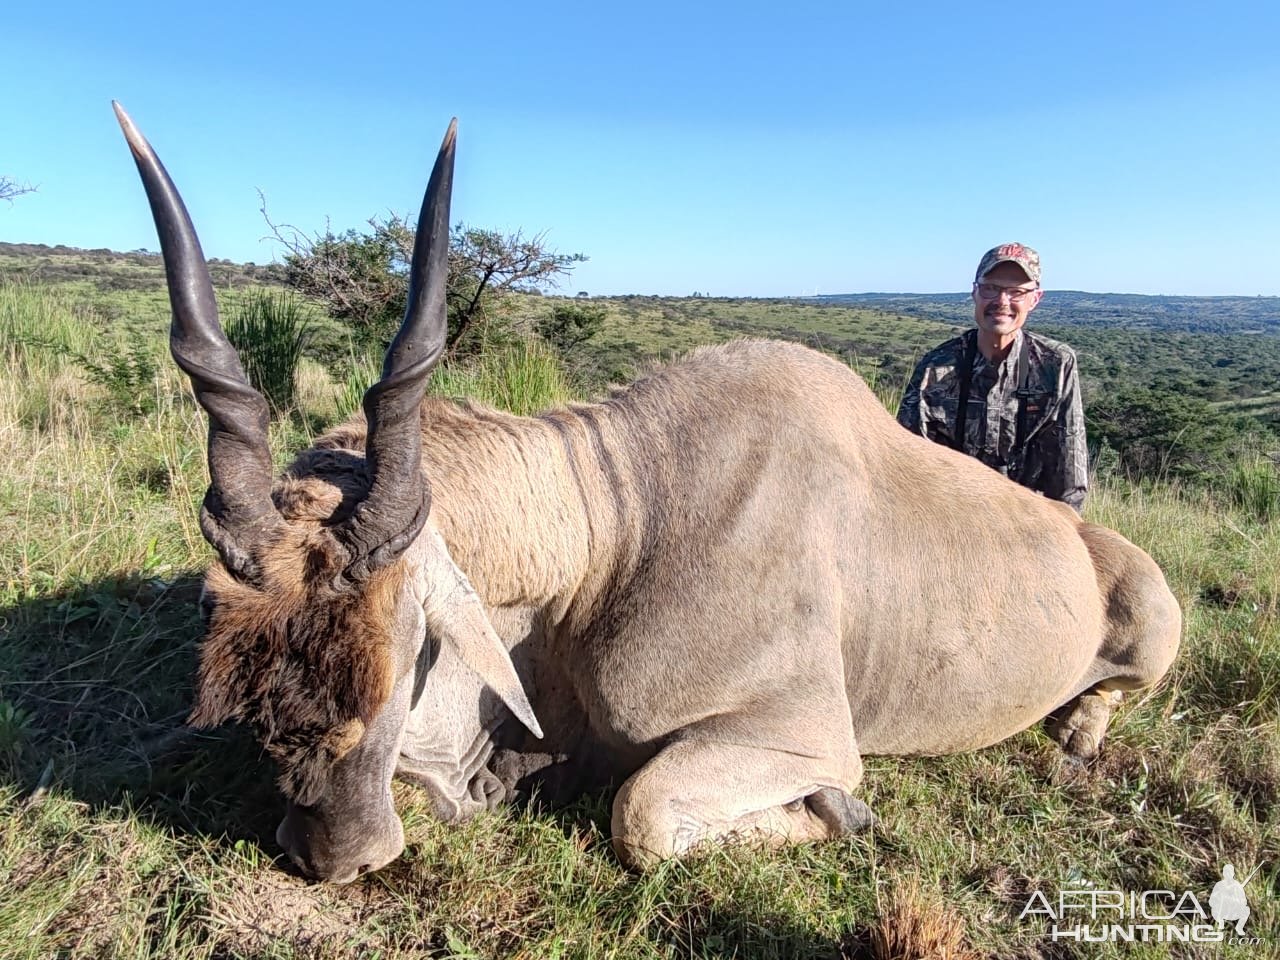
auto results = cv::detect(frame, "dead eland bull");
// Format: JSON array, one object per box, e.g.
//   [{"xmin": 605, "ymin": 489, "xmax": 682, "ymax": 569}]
[{"xmin": 115, "ymin": 104, "xmax": 1181, "ymax": 883}]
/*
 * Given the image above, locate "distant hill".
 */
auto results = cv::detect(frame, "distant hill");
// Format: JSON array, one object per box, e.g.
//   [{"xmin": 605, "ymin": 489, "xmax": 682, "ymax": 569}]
[
  {"xmin": 814, "ymin": 291, "xmax": 1280, "ymax": 336},
  {"xmin": 5, "ymin": 242, "xmax": 1276, "ymax": 336},
  {"xmin": 0, "ymin": 241, "xmax": 283, "ymax": 290}
]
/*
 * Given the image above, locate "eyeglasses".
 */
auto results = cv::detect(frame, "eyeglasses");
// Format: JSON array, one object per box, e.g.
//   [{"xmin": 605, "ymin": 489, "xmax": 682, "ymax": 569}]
[{"xmin": 975, "ymin": 282, "xmax": 1039, "ymax": 303}]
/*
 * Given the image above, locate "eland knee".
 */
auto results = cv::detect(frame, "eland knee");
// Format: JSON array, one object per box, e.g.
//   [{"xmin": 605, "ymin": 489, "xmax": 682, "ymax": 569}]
[{"xmin": 609, "ymin": 736, "xmax": 866, "ymax": 869}]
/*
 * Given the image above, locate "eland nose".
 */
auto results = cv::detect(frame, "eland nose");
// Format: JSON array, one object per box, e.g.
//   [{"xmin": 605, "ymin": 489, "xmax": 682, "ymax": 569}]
[{"xmin": 276, "ymin": 811, "xmax": 405, "ymax": 884}]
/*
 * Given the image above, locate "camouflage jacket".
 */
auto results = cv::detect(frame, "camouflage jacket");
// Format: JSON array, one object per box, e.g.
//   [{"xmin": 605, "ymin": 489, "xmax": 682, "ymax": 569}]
[{"xmin": 896, "ymin": 329, "xmax": 1088, "ymax": 513}]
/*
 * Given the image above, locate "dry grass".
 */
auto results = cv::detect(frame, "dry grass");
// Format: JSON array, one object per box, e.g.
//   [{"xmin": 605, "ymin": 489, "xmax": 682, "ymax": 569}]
[{"xmin": 867, "ymin": 882, "xmax": 979, "ymax": 960}]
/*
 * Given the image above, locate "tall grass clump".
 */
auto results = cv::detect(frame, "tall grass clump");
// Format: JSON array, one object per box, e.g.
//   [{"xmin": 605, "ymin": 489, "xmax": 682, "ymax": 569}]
[
  {"xmin": 331, "ymin": 338, "xmax": 576, "ymax": 424},
  {"xmin": 1219, "ymin": 453, "xmax": 1280, "ymax": 522},
  {"xmin": 430, "ymin": 338, "xmax": 576, "ymax": 415},
  {"xmin": 334, "ymin": 348, "xmax": 383, "ymax": 422},
  {"xmin": 0, "ymin": 281, "xmax": 96, "ymax": 360},
  {"xmin": 224, "ymin": 290, "xmax": 312, "ymax": 414},
  {"xmin": 0, "ymin": 281, "xmax": 101, "ymax": 427},
  {"xmin": 848, "ymin": 352, "xmax": 910, "ymax": 413}
]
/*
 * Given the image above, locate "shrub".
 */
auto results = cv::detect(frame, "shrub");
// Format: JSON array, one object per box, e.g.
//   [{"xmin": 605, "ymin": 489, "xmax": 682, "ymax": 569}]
[
  {"xmin": 268, "ymin": 212, "xmax": 585, "ymax": 357},
  {"xmin": 536, "ymin": 302, "xmax": 606, "ymax": 355},
  {"xmin": 67, "ymin": 338, "xmax": 161, "ymax": 418},
  {"xmin": 1086, "ymin": 387, "xmax": 1273, "ymax": 483}
]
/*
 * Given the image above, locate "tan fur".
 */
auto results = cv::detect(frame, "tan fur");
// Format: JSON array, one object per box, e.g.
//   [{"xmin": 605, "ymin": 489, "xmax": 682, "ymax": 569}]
[{"xmin": 311, "ymin": 400, "xmax": 595, "ymax": 610}]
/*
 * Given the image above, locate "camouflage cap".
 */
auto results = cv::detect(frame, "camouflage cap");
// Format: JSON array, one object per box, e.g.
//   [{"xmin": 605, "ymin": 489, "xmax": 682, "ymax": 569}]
[{"xmin": 975, "ymin": 242, "xmax": 1041, "ymax": 285}]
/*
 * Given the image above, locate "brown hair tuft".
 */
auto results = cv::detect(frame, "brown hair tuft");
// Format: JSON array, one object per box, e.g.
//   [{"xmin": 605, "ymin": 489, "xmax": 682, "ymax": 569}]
[{"xmin": 189, "ymin": 459, "xmax": 407, "ymax": 802}]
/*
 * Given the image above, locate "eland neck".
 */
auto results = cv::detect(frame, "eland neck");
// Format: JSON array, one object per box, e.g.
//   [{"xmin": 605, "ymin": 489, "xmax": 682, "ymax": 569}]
[{"xmin": 418, "ymin": 398, "xmax": 638, "ymax": 619}]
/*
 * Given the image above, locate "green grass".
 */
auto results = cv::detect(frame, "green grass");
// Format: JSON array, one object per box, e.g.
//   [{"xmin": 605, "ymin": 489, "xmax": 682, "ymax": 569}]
[
  {"xmin": 428, "ymin": 338, "xmax": 576, "ymax": 415},
  {"xmin": 332, "ymin": 339, "xmax": 576, "ymax": 425},
  {"xmin": 0, "ymin": 275, "xmax": 1277, "ymax": 958},
  {"xmin": 1218, "ymin": 454, "xmax": 1280, "ymax": 523}
]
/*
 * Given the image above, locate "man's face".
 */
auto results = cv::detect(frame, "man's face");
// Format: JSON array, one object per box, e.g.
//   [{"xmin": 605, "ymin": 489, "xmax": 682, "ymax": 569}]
[{"xmin": 972, "ymin": 261, "xmax": 1043, "ymax": 340}]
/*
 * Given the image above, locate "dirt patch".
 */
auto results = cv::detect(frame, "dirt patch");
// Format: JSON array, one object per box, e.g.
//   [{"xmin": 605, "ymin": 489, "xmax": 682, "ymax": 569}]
[{"xmin": 209, "ymin": 871, "xmax": 384, "ymax": 956}]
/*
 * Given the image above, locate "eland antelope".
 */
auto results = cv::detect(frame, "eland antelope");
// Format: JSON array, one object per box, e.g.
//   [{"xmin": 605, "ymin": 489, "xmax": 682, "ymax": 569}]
[{"xmin": 114, "ymin": 104, "xmax": 1181, "ymax": 883}]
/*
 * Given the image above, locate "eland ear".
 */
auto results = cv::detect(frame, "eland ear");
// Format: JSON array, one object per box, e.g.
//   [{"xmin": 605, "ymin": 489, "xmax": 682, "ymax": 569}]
[{"xmin": 417, "ymin": 530, "xmax": 543, "ymax": 739}]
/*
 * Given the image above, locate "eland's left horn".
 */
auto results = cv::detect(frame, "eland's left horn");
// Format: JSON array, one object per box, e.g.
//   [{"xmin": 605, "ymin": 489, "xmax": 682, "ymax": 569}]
[{"xmin": 336, "ymin": 119, "xmax": 457, "ymax": 582}]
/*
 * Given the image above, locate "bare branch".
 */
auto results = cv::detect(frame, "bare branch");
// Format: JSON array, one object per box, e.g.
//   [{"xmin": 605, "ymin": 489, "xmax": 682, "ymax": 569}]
[{"xmin": 0, "ymin": 177, "xmax": 37, "ymax": 204}]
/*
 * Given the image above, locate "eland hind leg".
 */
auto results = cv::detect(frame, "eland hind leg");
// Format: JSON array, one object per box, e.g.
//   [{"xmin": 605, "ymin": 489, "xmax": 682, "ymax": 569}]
[
  {"xmin": 1045, "ymin": 685, "xmax": 1124, "ymax": 759},
  {"xmin": 1047, "ymin": 523, "xmax": 1182, "ymax": 759}
]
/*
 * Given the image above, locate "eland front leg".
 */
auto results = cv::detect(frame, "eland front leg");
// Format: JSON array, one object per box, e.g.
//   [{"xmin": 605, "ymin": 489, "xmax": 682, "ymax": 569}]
[{"xmin": 609, "ymin": 736, "xmax": 872, "ymax": 869}]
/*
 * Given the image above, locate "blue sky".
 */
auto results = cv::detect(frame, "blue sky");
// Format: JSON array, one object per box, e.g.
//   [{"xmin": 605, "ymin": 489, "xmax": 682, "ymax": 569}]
[{"xmin": 5, "ymin": 1, "xmax": 1278, "ymax": 297}]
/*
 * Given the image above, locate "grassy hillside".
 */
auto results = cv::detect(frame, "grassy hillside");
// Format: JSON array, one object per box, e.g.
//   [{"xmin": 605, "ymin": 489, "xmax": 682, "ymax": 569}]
[
  {"xmin": 552, "ymin": 296, "xmax": 1280, "ymax": 423},
  {"xmin": 0, "ymin": 254, "xmax": 1277, "ymax": 958},
  {"xmin": 10, "ymin": 242, "xmax": 1280, "ymax": 415}
]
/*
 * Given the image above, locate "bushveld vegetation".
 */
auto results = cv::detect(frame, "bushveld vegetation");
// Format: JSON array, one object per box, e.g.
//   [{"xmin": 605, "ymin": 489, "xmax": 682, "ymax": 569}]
[
  {"xmin": 1, "ymin": 247, "xmax": 1277, "ymax": 958},
  {"xmin": 256, "ymin": 219, "xmax": 586, "ymax": 357}
]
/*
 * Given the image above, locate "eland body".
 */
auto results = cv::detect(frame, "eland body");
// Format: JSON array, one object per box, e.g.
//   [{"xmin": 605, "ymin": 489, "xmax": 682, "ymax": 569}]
[{"xmin": 116, "ymin": 106, "xmax": 1181, "ymax": 882}]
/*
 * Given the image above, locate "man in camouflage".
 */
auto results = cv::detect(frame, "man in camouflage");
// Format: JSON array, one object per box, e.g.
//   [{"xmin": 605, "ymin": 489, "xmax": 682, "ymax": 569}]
[{"xmin": 897, "ymin": 243, "xmax": 1088, "ymax": 512}]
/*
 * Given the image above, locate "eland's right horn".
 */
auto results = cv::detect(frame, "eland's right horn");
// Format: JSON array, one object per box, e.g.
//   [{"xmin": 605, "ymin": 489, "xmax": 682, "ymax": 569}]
[{"xmin": 114, "ymin": 101, "xmax": 282, "ymax": 581}]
